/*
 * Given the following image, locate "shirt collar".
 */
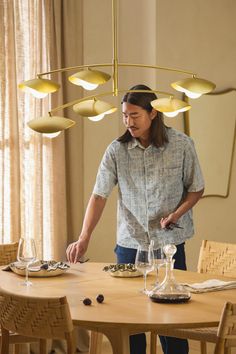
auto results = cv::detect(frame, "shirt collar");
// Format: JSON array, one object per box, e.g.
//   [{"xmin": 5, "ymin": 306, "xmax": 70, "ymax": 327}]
[
  {"xmin": 127, "ymin": 138, "xmax": 165, "ymax": 152},
  {"xmin": 127, "ymin": 139, "xmax": 143, "ymax": 150}
]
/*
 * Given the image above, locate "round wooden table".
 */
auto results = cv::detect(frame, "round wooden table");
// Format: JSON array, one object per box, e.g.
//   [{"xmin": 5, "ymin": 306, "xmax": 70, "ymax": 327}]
[{"xmin": 1, "ymin": 262, "xmax": 235, "ymax": 354}]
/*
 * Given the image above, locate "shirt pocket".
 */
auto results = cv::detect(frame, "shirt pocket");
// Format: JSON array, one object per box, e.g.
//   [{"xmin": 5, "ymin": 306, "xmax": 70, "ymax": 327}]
[{"xmin": 160, "ymin": 166, "xmax": 184, "ymax": 198}]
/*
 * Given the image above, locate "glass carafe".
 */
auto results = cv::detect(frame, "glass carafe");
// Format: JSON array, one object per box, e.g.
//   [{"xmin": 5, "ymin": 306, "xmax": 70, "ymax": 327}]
[{"xmin": 149, "ymin": 244, "xmax": 191, "ymax": 303}]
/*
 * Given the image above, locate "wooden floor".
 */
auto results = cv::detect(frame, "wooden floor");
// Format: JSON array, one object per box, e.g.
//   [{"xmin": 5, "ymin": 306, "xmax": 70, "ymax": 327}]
[
  {"xmin": 14, "ymin": 333, "xmax": 236, "ymax": 353},
  {"xmin": 90, "ymin": 334, "xmax": 236, "ymax": 354}
]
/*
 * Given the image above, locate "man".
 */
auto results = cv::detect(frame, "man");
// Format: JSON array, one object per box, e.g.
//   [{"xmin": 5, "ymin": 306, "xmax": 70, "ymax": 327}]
[{"xmin": 67, "ymin": 84, "xmax": 204, "ymax": 354}]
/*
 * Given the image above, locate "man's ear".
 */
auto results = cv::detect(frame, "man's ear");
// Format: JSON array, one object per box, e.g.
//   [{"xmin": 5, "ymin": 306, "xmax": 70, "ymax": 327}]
[{"xmin": 150, "ymin": 109, "xmax": 157, "ymax": 120}]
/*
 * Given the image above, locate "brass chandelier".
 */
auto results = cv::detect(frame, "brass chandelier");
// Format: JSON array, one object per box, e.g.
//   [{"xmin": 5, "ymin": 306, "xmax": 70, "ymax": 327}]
[{"xmin": 19, "ymin": 0, "xmax": 216, "ymax": 135}]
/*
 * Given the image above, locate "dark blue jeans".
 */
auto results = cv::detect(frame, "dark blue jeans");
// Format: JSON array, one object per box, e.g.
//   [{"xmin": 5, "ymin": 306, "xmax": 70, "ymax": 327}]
[{"xmin": 115, "ymin": 243, "xmax": 189, "ymax": 354}]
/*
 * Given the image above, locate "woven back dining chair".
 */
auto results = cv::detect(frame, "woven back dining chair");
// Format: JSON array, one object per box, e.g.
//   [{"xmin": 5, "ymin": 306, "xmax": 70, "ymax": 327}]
[
  {"xmin": 0, "ymin": 288, "xmax": 75, "ymax": 354},
  {"xmin": 0, "ymin": 242, "xmax": 18, "ymax": 266},
  {"xmin": 214, "ymin": 302, "xmax": 236, "ymax": 354},
  {"xmin": 197, "ymin": 240, "xmax": 236, "ymax": 277},
  {"xmin": 150, "ymin": 240, "xmax": 236, "ymax": 354}
]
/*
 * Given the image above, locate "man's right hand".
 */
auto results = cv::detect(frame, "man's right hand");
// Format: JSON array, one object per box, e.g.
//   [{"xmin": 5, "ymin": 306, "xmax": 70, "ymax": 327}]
[{"xmin": 66, "ymin": 237, "xmax": 89, "ymax": 263}]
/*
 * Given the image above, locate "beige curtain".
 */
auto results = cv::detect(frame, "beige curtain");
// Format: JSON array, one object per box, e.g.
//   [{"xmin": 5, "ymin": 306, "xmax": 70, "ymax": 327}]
[{"xmin": 0, "ymin": 0, "xmax": 69, "ymax": 260}]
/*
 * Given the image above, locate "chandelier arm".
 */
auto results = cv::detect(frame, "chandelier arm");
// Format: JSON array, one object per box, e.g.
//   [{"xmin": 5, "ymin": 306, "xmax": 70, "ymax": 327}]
[
  {"xmin": 49, "ymin": 89, "xmax": 174, "ymax": 115},
  {"xmin": 37, "ymin": 63, "xmax": 113, "ymax": 78},
  {"xmin": 118, "ymin": 63, "xmax": 195, "ymax": 76},
  {"xmin": 37, "ymin": 63, "xmax": 195, "ymax": 80}
]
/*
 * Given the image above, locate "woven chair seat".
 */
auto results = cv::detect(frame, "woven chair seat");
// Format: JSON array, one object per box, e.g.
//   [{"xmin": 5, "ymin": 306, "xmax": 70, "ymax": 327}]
[{"xmin": 157, "ymin": 327, "xmax": 218, "ymax": 342}]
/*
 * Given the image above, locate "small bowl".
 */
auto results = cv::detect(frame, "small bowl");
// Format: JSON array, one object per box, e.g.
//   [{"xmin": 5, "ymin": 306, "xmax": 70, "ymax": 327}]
[{"xmin": 103, "ymin": 263, "xmax": 142, "ymax": 278}]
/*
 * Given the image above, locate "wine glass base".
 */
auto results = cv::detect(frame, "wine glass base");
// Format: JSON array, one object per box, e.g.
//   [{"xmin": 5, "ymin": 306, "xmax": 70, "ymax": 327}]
[
  {"xmin": 20, "ymin": 280, "xmax": 33, "ymax": 286},
  {"xmin": 139, "ymin": 289, "xmax": 151, "ymax": 295}
]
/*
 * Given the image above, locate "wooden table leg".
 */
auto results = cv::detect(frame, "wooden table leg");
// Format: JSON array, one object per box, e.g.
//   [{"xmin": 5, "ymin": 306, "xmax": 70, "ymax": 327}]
[
  {"xmin": 89, "ymin": 331, "xmax": 103, "ymax": 354},
  {"xmin": 150, "ymin": 331, "xmax": 157, "ymax": 354},
  {"xmin": 100, "ymin": 328, "xmax": 130, "ymax": 354}
]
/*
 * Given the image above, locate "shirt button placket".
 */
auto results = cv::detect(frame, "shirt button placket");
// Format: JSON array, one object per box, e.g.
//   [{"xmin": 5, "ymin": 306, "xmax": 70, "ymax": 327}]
[{"xmin": 144, "ymin": 149, "xmax": 150, "ymax": 237}]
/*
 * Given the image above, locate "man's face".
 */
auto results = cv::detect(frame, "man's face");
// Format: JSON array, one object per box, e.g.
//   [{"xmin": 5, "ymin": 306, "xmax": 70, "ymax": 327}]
[{"xmin": 122, "ymin": 102, "xmax": 156, "ymax": 142}]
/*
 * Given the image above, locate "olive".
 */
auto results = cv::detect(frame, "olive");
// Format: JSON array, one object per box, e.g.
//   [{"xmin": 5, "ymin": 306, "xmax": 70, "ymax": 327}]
[
  {"xmin": 83, "ymin": 298, "xmax": 92, "ymax": 306},
  {"xmin": 96, "ymin": 294, "xmax": 104, "ymax": 303},
  {"xmin": 41, "ymin": 263, "xmax": 49, "ymax": 270}
]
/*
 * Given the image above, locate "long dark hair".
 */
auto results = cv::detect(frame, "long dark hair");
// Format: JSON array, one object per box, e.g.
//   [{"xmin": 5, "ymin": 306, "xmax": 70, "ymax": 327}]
[{"xmin": 117, "ymin": 84, "xmax": 168, "ymax": 148}]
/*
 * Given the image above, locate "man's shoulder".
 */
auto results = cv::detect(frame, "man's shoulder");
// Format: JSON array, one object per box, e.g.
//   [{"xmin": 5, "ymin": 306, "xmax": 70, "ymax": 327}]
[
  {"xmin": 167, "ymin": 127, "xmax": 193, "ymax": 144},
  {"xmin": 106, "ymin": 139, "xmax": 127, "ymax": 152}
]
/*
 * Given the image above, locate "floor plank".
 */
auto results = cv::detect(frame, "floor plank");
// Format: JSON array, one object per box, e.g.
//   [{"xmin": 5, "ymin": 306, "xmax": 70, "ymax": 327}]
[{"xmin": 87, "ymin": 333, "xmax": 236, "ymax": 354}]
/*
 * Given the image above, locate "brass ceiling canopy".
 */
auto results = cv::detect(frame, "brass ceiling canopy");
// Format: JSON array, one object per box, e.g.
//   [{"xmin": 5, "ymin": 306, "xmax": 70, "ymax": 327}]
[
  {"xmin": 19, "ymin": 0, "xmax": 216, "ymax": 134},
  {"xmin": 27, "ymin": 116, "xmax": 75, "ymax": 133}
]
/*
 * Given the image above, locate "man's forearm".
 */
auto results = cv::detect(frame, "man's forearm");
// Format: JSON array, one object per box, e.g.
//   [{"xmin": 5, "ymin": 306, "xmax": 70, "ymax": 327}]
[
  {"xmin": 80, "ymin": 194, "xmax": 107, "ymax": 240},
  {"xmin": 174, "ymin": 189, "xmax": 204, "ymax": 219}
]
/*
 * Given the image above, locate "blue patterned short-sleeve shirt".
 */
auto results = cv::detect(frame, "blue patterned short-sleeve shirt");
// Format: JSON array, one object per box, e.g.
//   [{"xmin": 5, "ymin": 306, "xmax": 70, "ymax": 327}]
[{"xmin": 93, "ymin": 127, "xmax": 204, "ymax": 249}]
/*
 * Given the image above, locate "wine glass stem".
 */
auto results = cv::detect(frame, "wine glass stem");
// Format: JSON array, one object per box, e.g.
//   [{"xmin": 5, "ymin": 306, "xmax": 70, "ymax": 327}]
[
  {"xmin": 25, "ymin": 264, "xmax": 29, "ymax": 284},
  {"xmin": 156, "ymin": 269, "xmax": 159, "ymax": 283},
  {"xmin": 143, "ymin": 272, "xmax": 147, "ymax": 292}
]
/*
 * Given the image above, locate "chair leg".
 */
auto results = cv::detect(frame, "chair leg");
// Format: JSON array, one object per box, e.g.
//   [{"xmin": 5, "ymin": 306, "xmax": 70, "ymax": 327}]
[
  {"xmin": 224, "ymin": 348, "xmax": 231, "ymax": 354},
  {"xmin": 1, "ymin": 327, "xmax": 10, "ymax": 354},
  {"xmin": 39, "ymin": 339, "xmax": 47, "ymax": 354},
  {"xmin": 13, "ymin": 344, "xmax": 20, "ymax": 354},
  {"xmin": 200, "ymin": 341, "xmax": 207, "ymax": 354},
  {"xmin": 150, "ymin": 332, "xmax": 158, "ymax": 354},
  {"xmin": 66, "ymin": 331, "xmax": 76, "ymax": 354}
]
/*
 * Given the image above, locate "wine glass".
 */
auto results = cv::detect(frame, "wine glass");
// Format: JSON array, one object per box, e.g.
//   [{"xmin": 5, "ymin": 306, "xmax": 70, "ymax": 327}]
[
  {"xmin": 17, "ymin": 238, "xmax": 37, "ymax": 286},
  {"xmin": 135, "ymin": 243, "xmax": 154, "ymax": 294},
  {"xmin": 153, "ymin": 246, "xmax": 166, "ymax": 287}
]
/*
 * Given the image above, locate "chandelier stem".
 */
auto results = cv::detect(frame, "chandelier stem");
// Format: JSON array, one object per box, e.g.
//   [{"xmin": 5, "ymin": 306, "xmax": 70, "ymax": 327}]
[{"xmin": 112, "ymin": 0, "xmax": 118, "ymax": 96}]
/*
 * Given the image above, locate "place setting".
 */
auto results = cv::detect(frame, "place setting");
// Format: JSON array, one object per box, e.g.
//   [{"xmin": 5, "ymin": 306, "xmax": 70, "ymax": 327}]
[
  {"xmin": 2, "ymin": 237, "xmax": 70, "ymax": 286},
  {"xmin": 102, "ymin": 241, "xmax": 192, "ymax": 303}
]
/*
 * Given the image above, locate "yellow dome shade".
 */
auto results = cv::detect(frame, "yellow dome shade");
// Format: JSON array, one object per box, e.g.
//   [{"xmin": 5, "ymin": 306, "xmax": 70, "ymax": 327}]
[
  {"xmin": 19, "ymin": 78, "xmax": 60, "ymax": 98},
  {"xmin": 171, "ymin": 77, "xmax": 216, "ymax": 98},
  {"xmin": 69, "ymin": 69, "xmax": 111, "ymax": 90},
  {"xmin": 73, "ymin": 99, "xmax": 117, "ymax": 117},
  {"xmin": 28, "ymin": 116, "xmax": 75, "ymax": 133}
]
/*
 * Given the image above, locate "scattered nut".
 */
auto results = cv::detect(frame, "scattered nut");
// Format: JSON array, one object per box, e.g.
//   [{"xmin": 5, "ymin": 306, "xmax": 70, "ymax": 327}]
[
  {"xmin": 96, "ymin": 294, "xmax": 104, "ymax": 303},
  {"xmin": 83, "ymin": 298, "xmax": 92, "ymax": 306}
]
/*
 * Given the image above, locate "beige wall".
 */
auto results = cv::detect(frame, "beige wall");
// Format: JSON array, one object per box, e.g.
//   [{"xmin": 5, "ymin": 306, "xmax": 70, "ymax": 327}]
[
  {"xmin": 66, "ymin": 0, "xmax": 236, "ymax": 269},
  {"xmin": 156, "ymin": 0, "xmax": 236, "ymax": 269}
]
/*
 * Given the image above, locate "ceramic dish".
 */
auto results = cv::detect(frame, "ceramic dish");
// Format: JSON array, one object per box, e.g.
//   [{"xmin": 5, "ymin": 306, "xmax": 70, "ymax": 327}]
[
  {"xmin": 103, "ymin": 263, "xmax": 142, "ymax": 278},
  {"xmin": 10, "ymin": 260, "xmax": 70, "ymax": 278}
]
